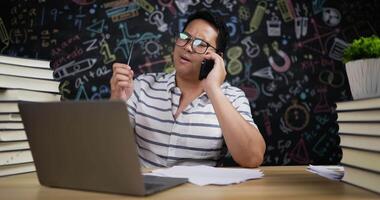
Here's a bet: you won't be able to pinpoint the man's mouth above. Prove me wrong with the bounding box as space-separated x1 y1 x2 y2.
179 55 191 63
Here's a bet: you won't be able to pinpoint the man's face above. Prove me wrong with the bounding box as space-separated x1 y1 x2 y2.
173 19 218 79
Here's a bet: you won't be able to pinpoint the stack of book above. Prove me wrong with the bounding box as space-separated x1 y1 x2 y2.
337 97 380 193
0 55 61 177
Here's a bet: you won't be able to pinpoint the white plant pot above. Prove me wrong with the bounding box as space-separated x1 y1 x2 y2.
345 58 380 100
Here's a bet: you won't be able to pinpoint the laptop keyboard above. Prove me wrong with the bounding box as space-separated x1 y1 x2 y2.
143 175 188 194
144 175 166 190
144 182 165 190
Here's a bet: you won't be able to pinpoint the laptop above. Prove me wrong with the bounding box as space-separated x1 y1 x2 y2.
18 101 188 196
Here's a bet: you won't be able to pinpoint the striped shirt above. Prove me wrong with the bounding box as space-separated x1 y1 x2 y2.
127 71 257 167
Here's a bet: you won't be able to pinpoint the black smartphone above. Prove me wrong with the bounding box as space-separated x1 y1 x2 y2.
199 59 214 80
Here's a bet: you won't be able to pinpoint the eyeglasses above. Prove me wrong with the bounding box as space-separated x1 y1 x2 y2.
175 32 217 54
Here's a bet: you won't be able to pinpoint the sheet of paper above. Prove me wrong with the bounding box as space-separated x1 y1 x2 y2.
147 165 264 186
306 165 344 181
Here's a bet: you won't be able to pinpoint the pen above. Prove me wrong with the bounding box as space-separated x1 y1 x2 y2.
127 40 135 66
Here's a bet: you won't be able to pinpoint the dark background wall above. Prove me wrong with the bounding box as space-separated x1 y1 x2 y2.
1 0 379 165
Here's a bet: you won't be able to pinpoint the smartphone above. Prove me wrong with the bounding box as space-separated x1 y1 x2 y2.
199 59 214 80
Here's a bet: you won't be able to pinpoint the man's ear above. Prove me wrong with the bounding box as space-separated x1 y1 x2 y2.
218 52 223 57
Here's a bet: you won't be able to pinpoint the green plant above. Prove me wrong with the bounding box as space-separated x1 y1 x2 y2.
343 35 380 63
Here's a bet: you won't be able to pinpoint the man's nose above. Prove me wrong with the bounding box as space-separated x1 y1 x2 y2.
183 40 194 53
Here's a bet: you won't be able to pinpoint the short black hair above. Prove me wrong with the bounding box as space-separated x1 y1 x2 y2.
182 10 229 55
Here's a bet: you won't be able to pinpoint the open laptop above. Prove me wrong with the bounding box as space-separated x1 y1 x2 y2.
18 101 188 196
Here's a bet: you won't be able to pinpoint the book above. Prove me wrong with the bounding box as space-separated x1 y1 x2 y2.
341 147 380 172
0 62 54 80
0 102 19 113
337 110 380 122
0 141 29 152
342 164 380 193
0 130 27 141
0 150 33 165
0 55 50 69
336 97 380 111
0 122 23 130
0 113 21 121
338 123 380 136
0 162 35 177
340 134 380 152
0 74 59 93
0 89 61 102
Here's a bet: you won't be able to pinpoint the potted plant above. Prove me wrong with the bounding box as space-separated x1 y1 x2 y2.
343 36 380 100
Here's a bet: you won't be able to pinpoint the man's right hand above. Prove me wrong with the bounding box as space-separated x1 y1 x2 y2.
110 63 134 101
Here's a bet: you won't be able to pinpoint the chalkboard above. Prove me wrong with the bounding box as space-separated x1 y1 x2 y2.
1 0 379 165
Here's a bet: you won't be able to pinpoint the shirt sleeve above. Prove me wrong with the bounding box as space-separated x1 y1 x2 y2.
230 89 258 128
126 75 142 127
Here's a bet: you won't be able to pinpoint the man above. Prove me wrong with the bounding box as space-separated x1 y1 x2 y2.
110 10 265 168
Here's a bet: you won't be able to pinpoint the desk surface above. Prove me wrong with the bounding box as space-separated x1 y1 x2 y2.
0 166 378 200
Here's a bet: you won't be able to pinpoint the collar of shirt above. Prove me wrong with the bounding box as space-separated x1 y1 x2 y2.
166 71 176 92
166 70 230 101
167 71 230 94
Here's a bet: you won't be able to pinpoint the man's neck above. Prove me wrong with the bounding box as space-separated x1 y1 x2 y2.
175 75 203 96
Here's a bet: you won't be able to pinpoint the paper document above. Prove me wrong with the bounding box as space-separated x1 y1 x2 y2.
147 165 264 186
306 165 344 181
